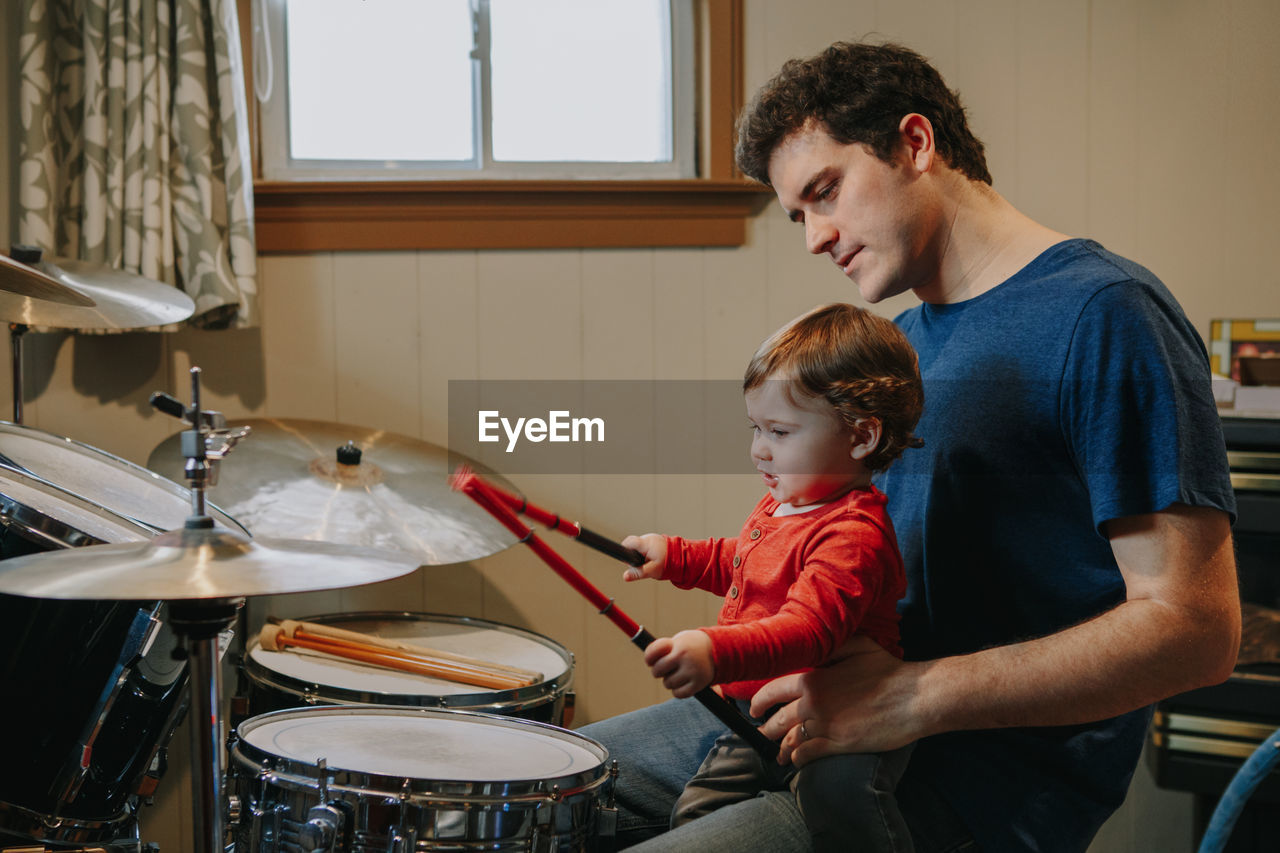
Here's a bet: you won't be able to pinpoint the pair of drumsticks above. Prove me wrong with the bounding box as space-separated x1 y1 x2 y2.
259 618 541 691
450 465 780 762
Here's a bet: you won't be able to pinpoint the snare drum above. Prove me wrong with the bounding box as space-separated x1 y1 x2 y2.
0 423 246 843
228 706 615 852
242 612 575 725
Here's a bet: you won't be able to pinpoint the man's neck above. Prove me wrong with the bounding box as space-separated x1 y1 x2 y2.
916 178 1069 305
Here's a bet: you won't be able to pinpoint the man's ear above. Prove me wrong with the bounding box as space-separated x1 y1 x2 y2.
899 113 935 174
850 417 883 461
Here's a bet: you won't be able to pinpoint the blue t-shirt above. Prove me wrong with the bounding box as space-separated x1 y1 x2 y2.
875 239 1235 853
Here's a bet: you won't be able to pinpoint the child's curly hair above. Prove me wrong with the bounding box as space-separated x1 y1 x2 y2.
743 303 924 472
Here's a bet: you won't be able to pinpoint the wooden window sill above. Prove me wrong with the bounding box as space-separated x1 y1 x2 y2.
252 179 774 252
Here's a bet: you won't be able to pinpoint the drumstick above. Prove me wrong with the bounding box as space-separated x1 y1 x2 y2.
269 617 542 683
474 477 645 567
259 624 530 691
450 466 780 763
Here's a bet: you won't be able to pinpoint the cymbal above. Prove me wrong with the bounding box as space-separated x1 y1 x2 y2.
0 524 421 600
148 418 519 565
0 253 97 309
0 255 195 329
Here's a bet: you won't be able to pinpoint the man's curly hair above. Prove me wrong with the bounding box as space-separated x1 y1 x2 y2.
736 41 991 187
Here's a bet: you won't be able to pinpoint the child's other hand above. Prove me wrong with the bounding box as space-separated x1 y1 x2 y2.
644 629 714 698
621 534 667 582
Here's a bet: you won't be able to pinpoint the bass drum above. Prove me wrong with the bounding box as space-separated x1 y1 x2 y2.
0 422 246 845
228 706 614 852
242 611 576 726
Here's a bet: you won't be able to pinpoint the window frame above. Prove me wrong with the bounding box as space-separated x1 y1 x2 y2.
261 0 698 182
241 0 771 252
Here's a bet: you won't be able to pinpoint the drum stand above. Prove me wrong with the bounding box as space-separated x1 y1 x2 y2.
169 595 241 853
164 369 240 853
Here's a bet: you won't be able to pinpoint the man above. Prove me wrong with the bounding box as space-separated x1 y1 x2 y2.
583 41 1239 852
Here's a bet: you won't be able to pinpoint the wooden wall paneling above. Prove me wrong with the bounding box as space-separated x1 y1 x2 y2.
260 253 339 421
701 244 771 378
414 250 487 619
1086 0 1142 257
1132 0 1230 337
1012 0 1091 236
578 249 661 715
332 251 422 438
418 250 479 446
470 248 588 714
1217 0 1280 324
168 327 268 421
874 0 958 74
949 0 1020 200
744 0 877 91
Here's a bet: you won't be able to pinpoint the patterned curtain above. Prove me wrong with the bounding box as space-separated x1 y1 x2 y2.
17 0 258 329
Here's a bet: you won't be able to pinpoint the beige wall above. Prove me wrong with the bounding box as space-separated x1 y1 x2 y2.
2 1 1279 850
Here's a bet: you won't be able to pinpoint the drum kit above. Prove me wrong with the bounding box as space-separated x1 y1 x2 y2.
0 251 618 852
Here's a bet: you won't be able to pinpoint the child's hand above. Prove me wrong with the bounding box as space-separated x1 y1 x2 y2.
621 534 667 582
643 629 714 698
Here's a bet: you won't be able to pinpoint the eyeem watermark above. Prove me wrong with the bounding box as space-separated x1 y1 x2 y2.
478 410 605 452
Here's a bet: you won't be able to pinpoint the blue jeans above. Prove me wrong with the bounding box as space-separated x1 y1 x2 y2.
581 699 978 853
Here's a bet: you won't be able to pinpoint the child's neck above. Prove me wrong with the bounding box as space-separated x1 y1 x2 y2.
772 477 869 517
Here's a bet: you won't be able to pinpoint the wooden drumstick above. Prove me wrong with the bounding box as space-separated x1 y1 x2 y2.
258 624 532 690
271 618 542 683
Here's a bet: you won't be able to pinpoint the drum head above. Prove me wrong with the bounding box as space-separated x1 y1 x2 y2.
239 706 603 782
0 422 246 541
245 612 573 710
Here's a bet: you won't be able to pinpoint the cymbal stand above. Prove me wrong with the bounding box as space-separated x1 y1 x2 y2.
10 322 27 424
158 367 243 853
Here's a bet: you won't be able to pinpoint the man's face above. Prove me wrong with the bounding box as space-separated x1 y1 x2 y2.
767 122 940 304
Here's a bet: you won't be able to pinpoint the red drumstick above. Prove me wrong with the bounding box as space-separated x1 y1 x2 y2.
450 465 779 762
476 478 646 567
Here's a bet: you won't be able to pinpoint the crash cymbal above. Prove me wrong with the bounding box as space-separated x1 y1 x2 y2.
0 523 421 600
148 418 518 565
0 253 195 329
0 252 97 309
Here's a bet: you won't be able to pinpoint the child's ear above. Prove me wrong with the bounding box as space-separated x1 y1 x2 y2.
850 417 882 461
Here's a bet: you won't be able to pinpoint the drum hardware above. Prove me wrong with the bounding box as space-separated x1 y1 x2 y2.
0 369 420 853
3 246 196 424
453 466 782 763
147 417 521 566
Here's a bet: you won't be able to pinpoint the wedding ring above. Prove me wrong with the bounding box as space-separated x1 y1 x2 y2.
800 721 811 741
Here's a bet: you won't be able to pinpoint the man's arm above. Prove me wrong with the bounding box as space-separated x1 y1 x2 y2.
753 503 1240 764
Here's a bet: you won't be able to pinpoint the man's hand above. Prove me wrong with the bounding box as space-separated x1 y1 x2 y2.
621 533 668 582
751 635 925 766
645 629 715 698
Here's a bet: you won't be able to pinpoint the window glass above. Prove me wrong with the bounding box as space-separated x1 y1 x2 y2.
284 0 474 162
489 0 672 163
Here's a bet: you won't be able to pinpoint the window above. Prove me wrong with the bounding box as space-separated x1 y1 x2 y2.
245 0 771 251
258 0 696 180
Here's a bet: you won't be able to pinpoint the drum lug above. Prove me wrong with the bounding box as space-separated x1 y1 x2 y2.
385 828 417 853
298 804 344 852
596 760 621 843
225 793 242 828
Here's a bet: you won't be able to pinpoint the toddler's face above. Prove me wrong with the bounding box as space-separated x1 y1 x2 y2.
744 379 862 507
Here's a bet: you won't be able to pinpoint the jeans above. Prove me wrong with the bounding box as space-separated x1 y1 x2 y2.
581 699 978 853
